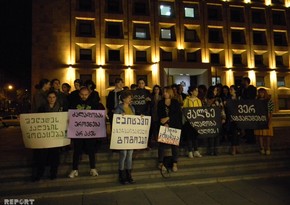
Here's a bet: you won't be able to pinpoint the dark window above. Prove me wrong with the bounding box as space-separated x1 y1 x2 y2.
187 51 199 62
108 50 120 62
133 0 149 16
208 28 223 43
135 51 147 62
231 30 245 44
272 11 286 25
253 31 267 45
161 50 172 61
77 0 93 11
210 53 220 64
159 3 174 17
106 0 122 13
106 22 123 39
274 32 288 46
233 54 243 65
252 9 266 24
276 56 284 66
256 76 265 87
230 7 244 22
252 0 265 3
184 28 199 42
208 5 222 21
277 77 285 87
160 27 176 41
76 20 95 37
254 55 264 66
272 0 285 5
134 24 150 39
80 49 92 61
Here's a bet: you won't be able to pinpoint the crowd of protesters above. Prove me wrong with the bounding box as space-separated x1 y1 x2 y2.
30 76 274 184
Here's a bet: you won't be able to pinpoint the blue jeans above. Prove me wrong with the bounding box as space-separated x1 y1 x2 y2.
119 150 133 170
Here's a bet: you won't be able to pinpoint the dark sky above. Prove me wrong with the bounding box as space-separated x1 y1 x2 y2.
0 0 32 89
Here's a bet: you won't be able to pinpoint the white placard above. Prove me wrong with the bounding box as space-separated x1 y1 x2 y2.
158 125 181 146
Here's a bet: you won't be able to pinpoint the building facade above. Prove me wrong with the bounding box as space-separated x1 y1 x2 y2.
32 0 290 112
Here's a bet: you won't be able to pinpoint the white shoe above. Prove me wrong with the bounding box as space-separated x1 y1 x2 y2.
188 151 193 158
90 169 99 176
194 151 202 157
68 170 78 178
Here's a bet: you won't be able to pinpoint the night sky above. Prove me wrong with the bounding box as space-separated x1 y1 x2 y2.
0 0 32 89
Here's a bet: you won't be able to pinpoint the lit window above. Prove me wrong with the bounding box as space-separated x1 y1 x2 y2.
161 28 171 39
256 76 265 87
134 24 150 39
184 7 194 18
277 77 285 87
160 5 171 16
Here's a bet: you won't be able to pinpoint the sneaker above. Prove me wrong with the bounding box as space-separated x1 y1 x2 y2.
266 149 271 155
158 163 167 171
172 163 178 172
260 149 265 155
188 151 193 158
193 151 202 158
68 170 78 178
90 169 99 176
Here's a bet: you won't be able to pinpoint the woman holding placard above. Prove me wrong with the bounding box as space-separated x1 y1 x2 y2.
157 86 182 172
114 90 136 185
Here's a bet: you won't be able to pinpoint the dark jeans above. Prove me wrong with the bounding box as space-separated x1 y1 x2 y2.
229 122 240 146
207 135 219 154
72 138 96 170
32 147 60 179
158 143 178 163
182 122 199 152
245 129 256 144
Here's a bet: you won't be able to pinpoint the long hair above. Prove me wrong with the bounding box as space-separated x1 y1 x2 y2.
35 79 50 89
163 86 174 99
257 88 270 100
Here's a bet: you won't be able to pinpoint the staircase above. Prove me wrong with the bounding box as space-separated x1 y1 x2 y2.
1 142 290 201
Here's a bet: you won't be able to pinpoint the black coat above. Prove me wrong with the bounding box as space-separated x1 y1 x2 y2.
157 99 182 129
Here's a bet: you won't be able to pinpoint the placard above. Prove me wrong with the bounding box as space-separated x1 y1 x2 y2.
110 114 151 149
183 107 222 138
226 99 268 129
20 112 70 149
67 109 106 138
158 126 181 146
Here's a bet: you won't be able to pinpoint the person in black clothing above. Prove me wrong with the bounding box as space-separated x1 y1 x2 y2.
68 79 83 107
106 77 123 124
32 91 63 181
157 86 182 172
132 78 151 115
241 77 257 144
50 78 68 111
84 79 100 105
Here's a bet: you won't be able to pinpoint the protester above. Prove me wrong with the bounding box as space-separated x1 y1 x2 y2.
114 90 136 184
68 86 100 178
68 79 83 106
61 83 71 96
171 84 183 105
255 88 274 155
84 80 100 104
133 78 151 115
182 86 203 158
32 79 51 112
197 84 207 106
50 79 68 111
31 91 63 181
157 86 182 172
178 84 187 100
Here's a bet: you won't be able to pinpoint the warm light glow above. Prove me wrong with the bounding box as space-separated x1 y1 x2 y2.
125 68 134 86
151 64 160 85
265 0 271 6
244 0 251 3
8 85 13 90
226 69 234 86
270 70 277 89
286 0 290 7
66 66 75 86
248 70 256 86
96 67 106 99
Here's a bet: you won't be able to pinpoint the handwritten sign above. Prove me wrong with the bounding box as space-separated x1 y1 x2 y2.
110 114 151 149
67 110 106 138
20 112 70 149
158 126 181 146
226 99 268 129
183 107 222 138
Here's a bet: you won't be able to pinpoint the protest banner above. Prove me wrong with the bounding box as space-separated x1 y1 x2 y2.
157 126 181 146
226 99 268 129
67 109 106 138
20 112 70 149
183 107 222 138
110 114 151 149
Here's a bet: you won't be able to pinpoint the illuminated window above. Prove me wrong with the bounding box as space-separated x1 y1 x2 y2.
76 20 95 37
133 0 149 15
160 27 176 41
230 7 244 22
134 24 150 39
108 50 121 62
251 9 266 24
208 28 223 43
272 10 286 25
256 76 265 87
106 22 123 39
274 32 288 46
184 7 194 18
277 76 285 87
253 31 267 45
231 30 245 44
184 28 199 42
207 5 222 21
80 49 92 61
160 4 174 17
135 51 147 62
106 0 123 13
77 0 93 11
